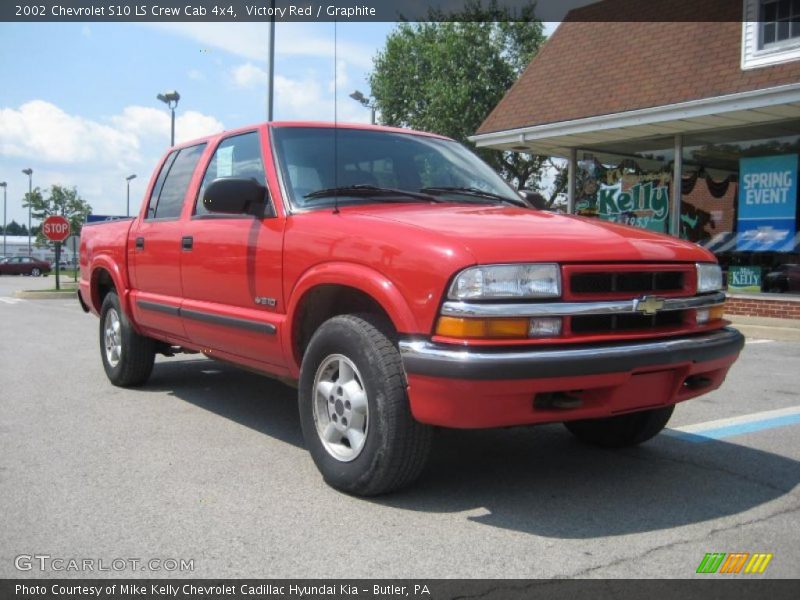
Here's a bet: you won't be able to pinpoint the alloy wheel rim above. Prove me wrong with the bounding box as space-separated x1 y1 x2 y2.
104 309 122 368
312 354 369 462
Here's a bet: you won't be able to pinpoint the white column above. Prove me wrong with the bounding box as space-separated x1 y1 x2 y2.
567 148 577 214
671 134 683 237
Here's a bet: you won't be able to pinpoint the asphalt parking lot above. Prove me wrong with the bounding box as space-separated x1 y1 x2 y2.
1 275 799 579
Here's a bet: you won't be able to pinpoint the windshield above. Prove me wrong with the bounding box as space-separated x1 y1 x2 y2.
271 127 521 210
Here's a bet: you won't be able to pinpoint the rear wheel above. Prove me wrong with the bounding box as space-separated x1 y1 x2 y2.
30 267 40 277
564 405 675 448
99 292 155 387
298 314 432 496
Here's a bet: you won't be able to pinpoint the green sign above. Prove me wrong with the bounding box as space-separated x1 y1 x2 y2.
728 266 762 292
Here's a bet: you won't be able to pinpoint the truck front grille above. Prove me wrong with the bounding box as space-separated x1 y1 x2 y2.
570 270 685 295
571 310 686 334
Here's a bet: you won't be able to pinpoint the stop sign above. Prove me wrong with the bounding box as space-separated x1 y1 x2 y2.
43 215 71 242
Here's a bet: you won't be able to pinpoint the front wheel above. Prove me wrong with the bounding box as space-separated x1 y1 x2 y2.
564 405 675 448
30 267 40 277
298 314 432 496
99 292 156 387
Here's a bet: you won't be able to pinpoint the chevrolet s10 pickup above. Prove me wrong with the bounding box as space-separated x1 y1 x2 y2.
79 122 744 495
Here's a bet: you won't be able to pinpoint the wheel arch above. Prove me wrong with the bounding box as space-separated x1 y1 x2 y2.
284 262 417 375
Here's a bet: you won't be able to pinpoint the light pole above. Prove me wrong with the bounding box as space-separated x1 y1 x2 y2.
349 90 376 125
0 182 6 258
125 174 137 217
268 0 275 121
21 168 32 254
156 90 181 146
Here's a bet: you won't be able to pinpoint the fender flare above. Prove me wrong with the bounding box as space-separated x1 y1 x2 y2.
89 256 131 316
283 262 418 374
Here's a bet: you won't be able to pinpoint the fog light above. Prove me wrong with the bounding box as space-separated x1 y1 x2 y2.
529 317 563 337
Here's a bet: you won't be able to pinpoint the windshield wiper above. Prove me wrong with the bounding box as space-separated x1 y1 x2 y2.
304 184 443 203
420 186 528 208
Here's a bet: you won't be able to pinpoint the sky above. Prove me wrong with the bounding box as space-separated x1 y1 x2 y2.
0 21 558 226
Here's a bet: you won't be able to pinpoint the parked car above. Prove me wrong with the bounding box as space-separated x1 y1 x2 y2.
0 256 51 276
79 122 744 495
763 264 800 293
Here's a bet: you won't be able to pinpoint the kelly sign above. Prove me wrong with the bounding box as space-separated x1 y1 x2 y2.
737 154 797 252
728 266 762 293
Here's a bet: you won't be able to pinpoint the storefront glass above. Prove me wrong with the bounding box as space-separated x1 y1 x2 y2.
572 120 800 295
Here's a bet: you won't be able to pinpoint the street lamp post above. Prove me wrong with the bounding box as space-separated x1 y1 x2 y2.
0 182 7 258
156 90 181 146
21 168 32 254
125 174 137 217
349 90 376 125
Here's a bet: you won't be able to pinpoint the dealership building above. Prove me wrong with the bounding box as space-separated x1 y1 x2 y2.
473 0 800 317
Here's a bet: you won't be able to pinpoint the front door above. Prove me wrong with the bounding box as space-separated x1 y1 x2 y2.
179 130 286 368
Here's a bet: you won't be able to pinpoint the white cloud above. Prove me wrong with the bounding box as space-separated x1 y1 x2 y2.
147 22 375 69
0 100 140 166
188 68 206 81
0 100 224 221
328 59 349 93
112 105 224 145
231 62 269 89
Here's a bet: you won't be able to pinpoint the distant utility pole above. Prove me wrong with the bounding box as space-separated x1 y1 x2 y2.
156 91 181 146
21 168 32 254
126 174 137 217
268 0 275 121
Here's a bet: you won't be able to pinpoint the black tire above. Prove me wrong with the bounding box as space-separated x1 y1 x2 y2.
30 267 40 277
564 405 675 448
99 292 155 387
298 314 432 496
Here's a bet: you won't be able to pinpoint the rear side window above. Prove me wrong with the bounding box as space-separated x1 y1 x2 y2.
147 143 206 219
195 132 266 216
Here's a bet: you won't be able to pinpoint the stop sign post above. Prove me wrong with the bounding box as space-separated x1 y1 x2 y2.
43 216 71 290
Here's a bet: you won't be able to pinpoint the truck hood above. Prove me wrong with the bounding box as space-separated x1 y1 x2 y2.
348 204 714 264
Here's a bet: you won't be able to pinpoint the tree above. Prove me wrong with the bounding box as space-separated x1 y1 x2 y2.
23 185 92 246
1 220 28 236
369 1 547 191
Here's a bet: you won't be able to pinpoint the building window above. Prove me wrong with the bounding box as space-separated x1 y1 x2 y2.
760 0 800 48
742 0 800 69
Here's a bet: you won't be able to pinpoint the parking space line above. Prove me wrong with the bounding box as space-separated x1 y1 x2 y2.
745 339 775 345
0 297 25 304
665 406 800 442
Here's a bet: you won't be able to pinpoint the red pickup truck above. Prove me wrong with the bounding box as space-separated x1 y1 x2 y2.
79 122 744 495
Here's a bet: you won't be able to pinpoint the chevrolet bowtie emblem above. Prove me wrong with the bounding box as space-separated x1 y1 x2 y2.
635 295 665 315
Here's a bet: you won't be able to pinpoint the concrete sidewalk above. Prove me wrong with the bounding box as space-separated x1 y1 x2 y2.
728 314 800 342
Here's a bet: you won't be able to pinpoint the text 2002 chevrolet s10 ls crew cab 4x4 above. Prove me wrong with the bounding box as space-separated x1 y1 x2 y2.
78 123 744 495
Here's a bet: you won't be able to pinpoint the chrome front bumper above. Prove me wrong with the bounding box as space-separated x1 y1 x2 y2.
399 327 745 380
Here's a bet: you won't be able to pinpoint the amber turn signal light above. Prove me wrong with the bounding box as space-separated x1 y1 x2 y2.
435 316 530 339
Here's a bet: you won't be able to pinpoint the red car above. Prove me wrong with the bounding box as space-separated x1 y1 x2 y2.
0 256 51 276
79 122 743 495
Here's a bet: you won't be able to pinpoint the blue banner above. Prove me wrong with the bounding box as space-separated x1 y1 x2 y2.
737 154 798 252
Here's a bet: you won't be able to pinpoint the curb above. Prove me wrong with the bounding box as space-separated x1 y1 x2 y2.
14 289 78 300
731 323 800 342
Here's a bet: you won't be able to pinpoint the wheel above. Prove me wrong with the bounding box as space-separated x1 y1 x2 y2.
30 267 40 277
99 292 155 387
298 314 432 496
564 405 675 448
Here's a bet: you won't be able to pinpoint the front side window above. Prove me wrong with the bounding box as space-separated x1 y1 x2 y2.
147 144 206 219
195 132 266 216
271 127 520 211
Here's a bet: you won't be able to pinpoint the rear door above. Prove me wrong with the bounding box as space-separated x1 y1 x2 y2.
129 143 206 341
179 130 286 368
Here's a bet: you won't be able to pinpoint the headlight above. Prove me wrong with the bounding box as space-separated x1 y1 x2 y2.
696 263 723 293
449 263 561 300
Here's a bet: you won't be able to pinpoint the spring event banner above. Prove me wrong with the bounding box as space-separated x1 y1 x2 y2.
737 154 798 252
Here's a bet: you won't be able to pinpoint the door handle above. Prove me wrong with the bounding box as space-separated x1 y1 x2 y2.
135 237 144 250
181 236 194 251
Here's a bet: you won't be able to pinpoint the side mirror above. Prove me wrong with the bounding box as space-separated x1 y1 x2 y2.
203 178 267 215
518 190 549 210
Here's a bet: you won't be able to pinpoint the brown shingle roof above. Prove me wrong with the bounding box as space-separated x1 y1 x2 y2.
476 0 800 135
